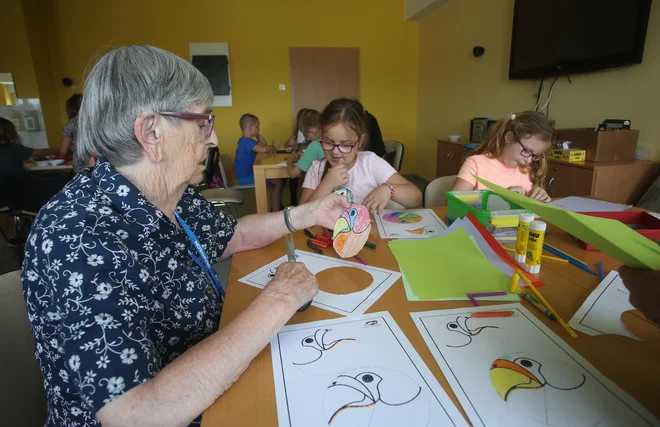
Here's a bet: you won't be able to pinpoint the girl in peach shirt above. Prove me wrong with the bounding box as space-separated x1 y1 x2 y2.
452 111 553 202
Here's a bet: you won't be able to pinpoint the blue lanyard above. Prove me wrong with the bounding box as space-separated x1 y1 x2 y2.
175 213 224 300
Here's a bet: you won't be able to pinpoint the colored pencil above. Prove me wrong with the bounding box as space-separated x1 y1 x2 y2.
308 239 328 249
306 240 323 254
471 311 515 318
597 261 605 280
365 241 377 249
304 229 315 239
542 244 597 275
509 273 520 293
519 289 557 321
353 255 367 266
518 269 577 338
502 246 569 264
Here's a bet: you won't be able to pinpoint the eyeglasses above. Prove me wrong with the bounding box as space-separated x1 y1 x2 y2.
518 141 544 161
160 111 215 139
320 139 357 154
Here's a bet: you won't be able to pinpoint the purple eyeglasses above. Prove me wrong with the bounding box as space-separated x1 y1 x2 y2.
160 111 215 139
518 141 544 161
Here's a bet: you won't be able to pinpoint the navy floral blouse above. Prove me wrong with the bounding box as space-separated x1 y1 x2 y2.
22 158 237 426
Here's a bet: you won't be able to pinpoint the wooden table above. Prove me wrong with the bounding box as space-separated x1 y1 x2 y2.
24 162 74 172
253 153 291 214
202 206 660 426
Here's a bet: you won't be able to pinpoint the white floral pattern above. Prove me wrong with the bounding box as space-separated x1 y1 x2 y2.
22 158 237 426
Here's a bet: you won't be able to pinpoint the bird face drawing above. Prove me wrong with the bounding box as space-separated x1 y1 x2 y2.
333 205 371 258
489 355 586 401
445 316 499 348
406 226 437 235
325 371 422 426
292 329 356 366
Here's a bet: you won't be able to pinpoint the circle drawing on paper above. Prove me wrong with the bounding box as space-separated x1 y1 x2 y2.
489 353 606 426
323 366 429 427
383 212 423 224
316 267 373 295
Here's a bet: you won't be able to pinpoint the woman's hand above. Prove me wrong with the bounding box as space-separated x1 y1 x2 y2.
619 266 660 325
363 184 392 215
307 193 351 229
323 164 349 190
529 187 551 202
265 262 319 309
507 186 526 195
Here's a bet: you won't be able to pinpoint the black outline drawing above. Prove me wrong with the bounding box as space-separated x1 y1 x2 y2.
326 371 422 425
405 226 437 236
490 356 586 401
445 316 499 348
292 329 356 366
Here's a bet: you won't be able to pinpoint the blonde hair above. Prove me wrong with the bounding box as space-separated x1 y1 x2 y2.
473 111 555 188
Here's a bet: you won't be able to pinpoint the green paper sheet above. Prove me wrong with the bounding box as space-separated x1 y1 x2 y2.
475 176 660 269
401 271 520 302
389 228 511 300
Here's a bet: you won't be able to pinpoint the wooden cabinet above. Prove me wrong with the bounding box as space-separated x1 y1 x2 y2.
436 141 472 177
436 139 659 204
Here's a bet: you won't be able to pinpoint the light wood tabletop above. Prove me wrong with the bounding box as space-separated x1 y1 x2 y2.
253 153 292 214
201 206 660 426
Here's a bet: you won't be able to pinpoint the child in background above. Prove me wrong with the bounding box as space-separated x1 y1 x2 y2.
299 98 422 213
234 113 284 211
286 109 322 205
286 108 310 149
451 111 553 202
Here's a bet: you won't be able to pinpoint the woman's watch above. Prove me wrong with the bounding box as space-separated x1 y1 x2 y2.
283 206 296 233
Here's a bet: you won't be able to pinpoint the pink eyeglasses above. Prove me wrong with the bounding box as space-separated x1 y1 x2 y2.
160 111 215 139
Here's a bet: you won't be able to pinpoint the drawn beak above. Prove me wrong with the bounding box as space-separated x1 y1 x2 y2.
490 359 542 400
333 217 350 239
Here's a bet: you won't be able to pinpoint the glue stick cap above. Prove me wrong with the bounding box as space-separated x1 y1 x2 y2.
530 221 547 232
519 213 534 223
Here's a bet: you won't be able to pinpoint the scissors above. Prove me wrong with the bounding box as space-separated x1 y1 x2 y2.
285 233 312 312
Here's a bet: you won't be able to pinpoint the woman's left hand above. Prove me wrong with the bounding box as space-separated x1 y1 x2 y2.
309 193 352 229
363 184 392 215
529 187 551 202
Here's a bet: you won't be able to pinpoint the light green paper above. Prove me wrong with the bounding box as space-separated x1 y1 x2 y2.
389 228 511 300
475 176 660 269
401 271 519 302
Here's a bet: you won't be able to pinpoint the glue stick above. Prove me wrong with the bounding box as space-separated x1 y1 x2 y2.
524 221 547 274
515 213 535 264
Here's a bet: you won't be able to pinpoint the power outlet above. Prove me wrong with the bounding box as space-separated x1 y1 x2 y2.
279 84 286 91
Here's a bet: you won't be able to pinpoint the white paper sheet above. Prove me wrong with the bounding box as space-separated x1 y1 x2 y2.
277 161 287 167
238 251 401 316
411 304 659 427
375 209 447 239
271 311 469 427
568 271 643 340
548 197 632 212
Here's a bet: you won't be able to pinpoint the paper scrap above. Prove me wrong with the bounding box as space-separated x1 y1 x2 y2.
475 176 660 269
388 228 511 300
549 197 632 212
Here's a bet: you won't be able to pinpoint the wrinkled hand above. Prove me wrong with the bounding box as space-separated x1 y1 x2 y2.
529 186 551 202
619 266 660 325
265 262 319 310
363 184 392 215
323 164 349 190
507 186 526 195
310 193 351 230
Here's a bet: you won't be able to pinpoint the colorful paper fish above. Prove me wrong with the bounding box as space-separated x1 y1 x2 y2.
333 205 371 258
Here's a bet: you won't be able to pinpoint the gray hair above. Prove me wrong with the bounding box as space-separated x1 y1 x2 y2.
78 45 213 167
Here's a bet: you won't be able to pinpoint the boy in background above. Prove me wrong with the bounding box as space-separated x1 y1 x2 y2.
234 114 284 211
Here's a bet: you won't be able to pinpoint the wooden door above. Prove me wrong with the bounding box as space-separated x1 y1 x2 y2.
289 48 360 121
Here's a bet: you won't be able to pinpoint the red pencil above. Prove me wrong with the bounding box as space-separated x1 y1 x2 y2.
471 311 514 318
308 239 329 249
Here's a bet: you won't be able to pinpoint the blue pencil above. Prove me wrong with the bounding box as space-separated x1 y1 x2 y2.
542 243 598 275
597 261 605 280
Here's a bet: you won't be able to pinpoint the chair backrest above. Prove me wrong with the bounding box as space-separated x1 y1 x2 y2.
383 140 404 172
10 171 70 214
219 154 239 187
424 175 457 207
0 270 47 425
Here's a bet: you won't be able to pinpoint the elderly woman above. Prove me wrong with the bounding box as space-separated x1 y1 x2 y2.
21 45 348 427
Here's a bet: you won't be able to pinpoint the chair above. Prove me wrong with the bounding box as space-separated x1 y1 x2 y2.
0 270 47 426
424 175 457 207
383 140 405 172
199 148 244 218
218 153 255 190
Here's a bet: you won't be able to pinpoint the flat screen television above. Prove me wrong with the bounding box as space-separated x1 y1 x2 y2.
509 0 652 80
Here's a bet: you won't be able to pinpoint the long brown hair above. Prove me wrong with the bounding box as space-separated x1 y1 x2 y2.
317 98 368 180
473 111 554 188
0 117 21 146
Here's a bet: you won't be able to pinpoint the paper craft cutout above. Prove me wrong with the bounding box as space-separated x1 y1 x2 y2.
475 176 660 269
376 209 447 239
271 312 468 427
388 228 511 300
238 251 401 316
549 197 632 213
569 271 644 340
333 204 371 258
411 304 659 427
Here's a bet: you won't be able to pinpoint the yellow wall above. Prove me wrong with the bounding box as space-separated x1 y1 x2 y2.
2 0 39 98
40 0 419 173
417 0 660 181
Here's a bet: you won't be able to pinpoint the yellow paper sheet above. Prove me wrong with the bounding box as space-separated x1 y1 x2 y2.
475 176 660 269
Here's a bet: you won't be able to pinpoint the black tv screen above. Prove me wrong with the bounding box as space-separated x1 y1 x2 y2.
509 0 652 79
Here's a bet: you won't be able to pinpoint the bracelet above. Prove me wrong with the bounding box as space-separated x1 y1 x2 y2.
283 206 297 233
